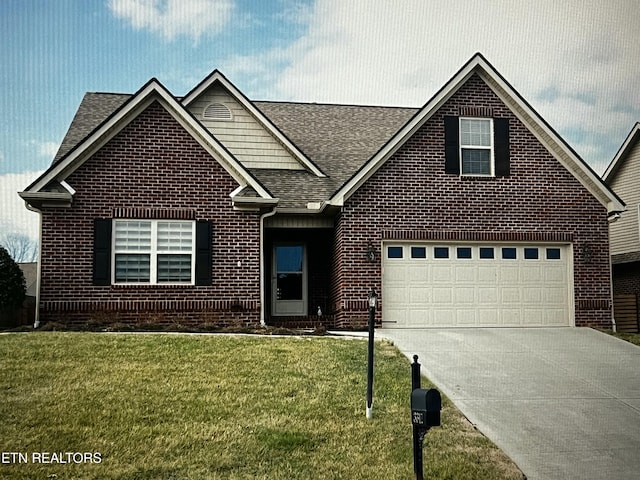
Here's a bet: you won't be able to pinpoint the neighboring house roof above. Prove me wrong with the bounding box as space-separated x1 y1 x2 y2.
603 122 640 183
603 122 640 264
21 53 624 215
18 262 37 297
329 53 625 216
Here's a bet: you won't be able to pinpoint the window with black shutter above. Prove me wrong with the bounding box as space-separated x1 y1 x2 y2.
92 218 212 286
444 116 510 177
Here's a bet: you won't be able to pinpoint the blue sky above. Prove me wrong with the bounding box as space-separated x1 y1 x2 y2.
1 0 639 242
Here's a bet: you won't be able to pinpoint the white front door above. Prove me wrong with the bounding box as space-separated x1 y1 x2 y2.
272 244 307 316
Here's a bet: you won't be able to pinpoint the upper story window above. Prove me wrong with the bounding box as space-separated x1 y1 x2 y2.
444 115 510 177
203 102 233 121
460 118 493 176
113 220 195 285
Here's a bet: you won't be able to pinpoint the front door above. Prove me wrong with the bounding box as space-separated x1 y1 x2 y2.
272 244 307 316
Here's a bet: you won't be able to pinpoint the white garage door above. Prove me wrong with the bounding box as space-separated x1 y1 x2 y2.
382 243 573 327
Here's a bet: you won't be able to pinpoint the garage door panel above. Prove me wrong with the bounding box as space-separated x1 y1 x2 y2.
383 243 571 328
432 287 453 304
502 288 522 304
455 287 476 304
433 309 456 326
456 309 477 325
478 287 499 303
455 265 476 282
478 266 498 283
521 266 543 282
408 309 430 325
500 266 520 282
523 287 543 304
545 265 566 282
409 286 430 304
432 265 453 281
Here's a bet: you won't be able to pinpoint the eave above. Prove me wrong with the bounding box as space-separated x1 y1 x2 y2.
19 191 73 210
329 53 625 215
23 78 274 203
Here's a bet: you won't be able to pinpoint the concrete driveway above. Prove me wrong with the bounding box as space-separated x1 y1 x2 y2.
377 328 640 480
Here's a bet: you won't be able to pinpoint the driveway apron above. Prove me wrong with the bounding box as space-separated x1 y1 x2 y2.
377 328 640 480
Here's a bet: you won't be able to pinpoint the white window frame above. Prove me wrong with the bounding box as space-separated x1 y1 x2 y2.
459 117 494 177
112 219 196 285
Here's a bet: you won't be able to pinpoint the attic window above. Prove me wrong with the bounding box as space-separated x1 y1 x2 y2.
203 103 232 121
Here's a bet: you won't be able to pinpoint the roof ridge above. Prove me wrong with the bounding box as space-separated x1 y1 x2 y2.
254 99 419 110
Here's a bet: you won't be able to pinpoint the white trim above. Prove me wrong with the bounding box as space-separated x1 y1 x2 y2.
182 71 326 178
459 117 494 177
59 180 76 195
112 219 196 286
329 53 624 214
24 79 273 201
604 122 640 183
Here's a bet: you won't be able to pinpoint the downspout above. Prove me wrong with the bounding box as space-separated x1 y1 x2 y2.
259 207 278 326
24 203 42 329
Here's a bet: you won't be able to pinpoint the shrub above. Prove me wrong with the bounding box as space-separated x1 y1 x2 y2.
0 245 26 327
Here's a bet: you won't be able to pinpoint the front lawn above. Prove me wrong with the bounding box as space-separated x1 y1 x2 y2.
0 333 522 479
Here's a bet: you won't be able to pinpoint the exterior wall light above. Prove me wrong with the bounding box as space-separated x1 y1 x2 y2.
366 242 376 262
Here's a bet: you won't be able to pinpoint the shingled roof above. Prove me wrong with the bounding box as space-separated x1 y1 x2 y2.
52 92 417 208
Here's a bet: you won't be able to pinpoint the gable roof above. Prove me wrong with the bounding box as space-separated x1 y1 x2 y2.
22 54 625 215
182 70 326 177
603 122 640 184
22 77 273 206
329 53 625 216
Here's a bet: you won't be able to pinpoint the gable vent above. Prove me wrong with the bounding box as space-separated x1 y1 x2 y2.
203 102 233 121
459 106 494 117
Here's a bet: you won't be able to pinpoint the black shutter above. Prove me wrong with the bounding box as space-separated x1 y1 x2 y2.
195 220 212 286
494 118 510 177
93 219 112 286
444 116 460 174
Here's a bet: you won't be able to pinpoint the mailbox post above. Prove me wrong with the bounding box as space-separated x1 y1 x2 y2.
366 288 377 419
410 355 441 480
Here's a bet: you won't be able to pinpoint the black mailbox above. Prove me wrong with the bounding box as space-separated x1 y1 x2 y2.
411 388 441 428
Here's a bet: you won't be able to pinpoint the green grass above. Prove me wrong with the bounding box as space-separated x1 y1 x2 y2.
0 333 522 479
603 330 640 346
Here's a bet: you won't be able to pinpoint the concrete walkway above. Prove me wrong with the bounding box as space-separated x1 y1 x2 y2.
377 328 640 480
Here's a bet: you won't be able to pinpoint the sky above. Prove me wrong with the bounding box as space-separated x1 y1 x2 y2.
1 0 638 244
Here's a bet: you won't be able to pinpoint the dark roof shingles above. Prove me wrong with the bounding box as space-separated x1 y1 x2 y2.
53 93 417 207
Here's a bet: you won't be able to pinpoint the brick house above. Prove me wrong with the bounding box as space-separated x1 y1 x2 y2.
604 123 640 332
20 53 624 330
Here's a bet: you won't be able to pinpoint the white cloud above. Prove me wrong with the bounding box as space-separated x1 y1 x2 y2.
227 0 639 171
108 0 234 42
31 141 60 159
0 171 43 244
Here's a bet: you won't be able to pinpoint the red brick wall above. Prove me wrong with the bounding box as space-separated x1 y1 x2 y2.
613 262 640 296
39 101 262 327
333 74 612 328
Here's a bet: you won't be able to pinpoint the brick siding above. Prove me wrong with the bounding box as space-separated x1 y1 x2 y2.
332 74 612 328
613 262 640 296
38 101 262 327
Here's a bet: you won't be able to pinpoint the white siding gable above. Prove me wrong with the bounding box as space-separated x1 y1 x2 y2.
188 84 304 170
609 138 640 256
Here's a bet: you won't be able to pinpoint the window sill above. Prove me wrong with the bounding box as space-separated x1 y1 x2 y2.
111 283 195 289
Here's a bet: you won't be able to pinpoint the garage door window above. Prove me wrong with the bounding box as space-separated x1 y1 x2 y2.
434 247 449 259
480 247 495 259
457 247 472 259
524 248 539 260
546 248 561 260
387 246 403 258
411 246 427 258
502 247 517 259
